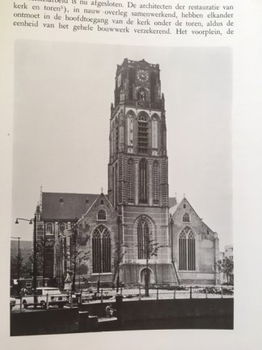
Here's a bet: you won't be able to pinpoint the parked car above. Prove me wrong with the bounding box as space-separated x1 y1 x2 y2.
91 290 115 301
22 287 68 309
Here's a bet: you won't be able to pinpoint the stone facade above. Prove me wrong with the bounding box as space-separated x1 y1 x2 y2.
107 59 174 285
170 198 220 285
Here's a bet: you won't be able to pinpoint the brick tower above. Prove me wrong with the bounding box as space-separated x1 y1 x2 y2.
108 59 175 285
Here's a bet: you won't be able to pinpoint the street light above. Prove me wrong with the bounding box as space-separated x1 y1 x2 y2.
15 215 38 305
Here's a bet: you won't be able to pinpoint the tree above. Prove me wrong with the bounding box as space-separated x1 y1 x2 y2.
20 254 33 278
71 250 90 292
10 255 23 281
113 241 127 292
11 248 33 280
69 223 90 292
217 256 234 284
144 236 164 297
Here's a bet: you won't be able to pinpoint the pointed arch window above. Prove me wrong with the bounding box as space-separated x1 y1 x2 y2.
183 213 190 222
115 163 118 205
179 227 196 271
152 115 158 149
127 158 135 203
138 113 149 154
112 166 115 207
179 230 187 270
139 158 148 203
115 124 119 154
188 231 196 270
97 209 106 221
46 223 53 234
127 112 134 147
92 229 101 273
92 225 111 273
137 217 152 259
152 161 160 204
102 229 111 272
150 72 156 103
137 88 147 105
128 68 135 100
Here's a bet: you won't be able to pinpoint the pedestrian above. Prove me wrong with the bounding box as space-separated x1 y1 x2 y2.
105 304 114 318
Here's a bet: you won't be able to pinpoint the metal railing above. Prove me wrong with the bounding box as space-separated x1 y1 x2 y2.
11 285 234 311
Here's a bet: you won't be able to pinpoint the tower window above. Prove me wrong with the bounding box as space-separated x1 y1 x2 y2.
46 223 52 234
152 161 160 204
127 112 135 147
114 163 118 207
179 227 196 271
115 125 119 153
97 209 106 221
183 213 190 222
139 158 148 204
127 158 135 203
137 217 152 259
128 68 135 100
152 115 158 149
137 88 147 105
92 225 111 273
138 113 149 154
150 72 156 103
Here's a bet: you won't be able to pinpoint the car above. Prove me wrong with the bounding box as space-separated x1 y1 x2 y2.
22 287 68 309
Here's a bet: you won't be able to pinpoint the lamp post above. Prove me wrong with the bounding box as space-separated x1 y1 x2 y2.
15 215 38 305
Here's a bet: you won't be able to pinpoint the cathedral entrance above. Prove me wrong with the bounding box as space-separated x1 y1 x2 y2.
140 268 154 286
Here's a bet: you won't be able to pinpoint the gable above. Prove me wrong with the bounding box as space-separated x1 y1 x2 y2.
78 193 116 222
171 197 215 235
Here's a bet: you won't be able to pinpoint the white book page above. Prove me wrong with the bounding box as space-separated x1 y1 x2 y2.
0 0 261 349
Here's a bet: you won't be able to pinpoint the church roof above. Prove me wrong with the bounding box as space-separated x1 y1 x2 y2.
41 192 99 221
41 192 178 221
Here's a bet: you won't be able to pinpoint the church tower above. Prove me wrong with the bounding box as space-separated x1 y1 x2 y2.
108 59 175 285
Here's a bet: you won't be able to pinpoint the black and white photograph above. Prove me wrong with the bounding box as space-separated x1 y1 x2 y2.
10 42 233 336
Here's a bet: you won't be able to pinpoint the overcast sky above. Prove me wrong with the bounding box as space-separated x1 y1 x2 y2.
12 41 232 249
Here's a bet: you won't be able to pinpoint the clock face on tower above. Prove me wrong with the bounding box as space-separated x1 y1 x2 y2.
137 69 149 82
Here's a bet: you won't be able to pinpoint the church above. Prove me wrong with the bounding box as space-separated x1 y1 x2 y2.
35 59 220 288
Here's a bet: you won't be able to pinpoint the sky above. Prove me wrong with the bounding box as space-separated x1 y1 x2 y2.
12 41 232 249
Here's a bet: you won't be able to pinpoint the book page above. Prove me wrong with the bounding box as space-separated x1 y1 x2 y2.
0 0 261 349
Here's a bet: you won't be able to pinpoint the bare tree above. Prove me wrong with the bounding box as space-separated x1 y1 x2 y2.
69 222 90 292
144 236 164 297
71 250 90 292
113 241 127 292
216 256 234 284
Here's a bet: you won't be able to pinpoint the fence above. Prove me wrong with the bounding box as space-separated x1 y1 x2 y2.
11 285 233 312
